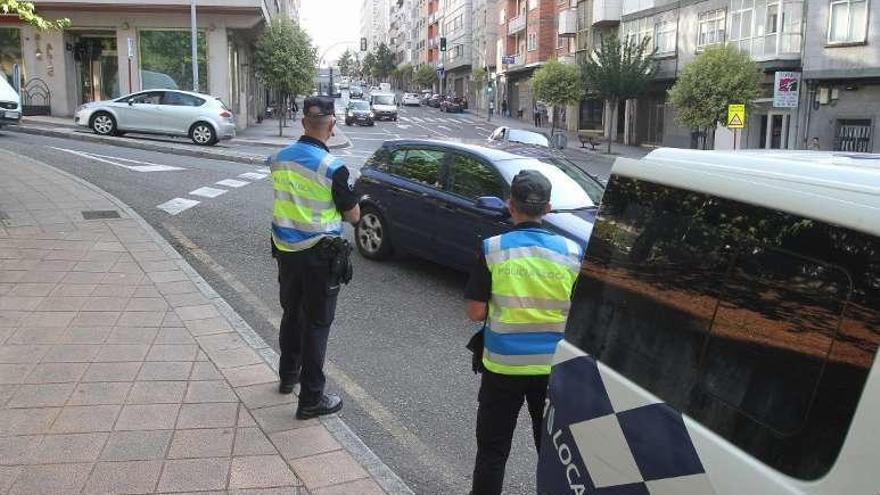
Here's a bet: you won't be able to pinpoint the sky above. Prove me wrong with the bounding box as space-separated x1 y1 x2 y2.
300 0 361 66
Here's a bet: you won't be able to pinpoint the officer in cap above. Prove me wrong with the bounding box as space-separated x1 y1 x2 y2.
464 170 583 495
269 96 360 419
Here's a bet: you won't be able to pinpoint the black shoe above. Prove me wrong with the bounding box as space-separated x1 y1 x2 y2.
278 377 298 395
296 393 343 419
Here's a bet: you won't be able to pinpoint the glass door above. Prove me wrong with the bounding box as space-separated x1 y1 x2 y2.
74 34 118 105
761 112 789 149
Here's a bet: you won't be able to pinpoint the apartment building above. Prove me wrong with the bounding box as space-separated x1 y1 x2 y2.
471 0 498 109
389 0 415 66
0 0 297 128
361 0 390 51
442 0 473 96
426 0 442 66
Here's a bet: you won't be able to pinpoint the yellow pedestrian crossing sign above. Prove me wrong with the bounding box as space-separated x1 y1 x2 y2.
727 104 745 129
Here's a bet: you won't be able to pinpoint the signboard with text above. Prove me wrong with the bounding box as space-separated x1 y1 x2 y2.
727 104 745 129
773 71 800 108
501 55 516 65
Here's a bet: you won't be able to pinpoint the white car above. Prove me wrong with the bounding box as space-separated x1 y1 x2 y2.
488 126 550 147
401 92 421 106
0 76 22 129
74 89 236 146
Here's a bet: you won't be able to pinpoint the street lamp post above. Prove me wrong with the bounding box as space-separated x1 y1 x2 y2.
190 0 199 92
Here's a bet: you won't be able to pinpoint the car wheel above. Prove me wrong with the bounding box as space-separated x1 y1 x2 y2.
356 206 392 260
190 122 217 146
90 112 117 136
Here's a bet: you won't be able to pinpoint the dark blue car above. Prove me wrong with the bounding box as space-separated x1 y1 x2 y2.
353 140 605 271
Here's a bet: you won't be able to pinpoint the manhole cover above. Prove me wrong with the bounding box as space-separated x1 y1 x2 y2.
81 210 121 220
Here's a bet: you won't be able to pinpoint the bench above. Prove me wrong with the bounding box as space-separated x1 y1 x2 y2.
577 129 604 150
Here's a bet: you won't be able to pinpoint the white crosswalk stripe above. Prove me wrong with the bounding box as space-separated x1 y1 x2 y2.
157 198 200 215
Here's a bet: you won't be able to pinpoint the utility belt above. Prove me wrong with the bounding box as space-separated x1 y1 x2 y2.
314 236 353 286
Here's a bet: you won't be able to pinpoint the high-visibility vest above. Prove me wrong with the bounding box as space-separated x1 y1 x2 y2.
270 142 344 252
482 228 582 376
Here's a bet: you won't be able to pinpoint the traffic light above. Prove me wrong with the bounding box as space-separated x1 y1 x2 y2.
439 37 447 52
360 37 367 51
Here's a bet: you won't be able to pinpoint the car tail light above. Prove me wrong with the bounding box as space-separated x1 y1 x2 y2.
220 111 232 118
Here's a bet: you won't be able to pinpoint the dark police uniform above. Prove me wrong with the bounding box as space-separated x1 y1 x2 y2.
270 97 357 418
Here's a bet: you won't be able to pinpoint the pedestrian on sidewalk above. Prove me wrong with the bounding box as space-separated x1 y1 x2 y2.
533 102 541 128
269 96 361 420
464 170 583 495
501 100 507 117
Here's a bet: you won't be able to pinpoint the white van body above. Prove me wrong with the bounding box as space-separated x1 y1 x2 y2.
378 82 391 93
0 76 22 128
538 149 880 495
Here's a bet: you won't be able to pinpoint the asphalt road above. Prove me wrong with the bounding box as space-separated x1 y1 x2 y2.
0 99 613 495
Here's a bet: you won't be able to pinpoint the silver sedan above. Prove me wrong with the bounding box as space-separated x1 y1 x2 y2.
74 89 236 146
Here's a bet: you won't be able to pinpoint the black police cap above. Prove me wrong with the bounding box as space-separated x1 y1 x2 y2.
510 170 552 206
303 96 335 117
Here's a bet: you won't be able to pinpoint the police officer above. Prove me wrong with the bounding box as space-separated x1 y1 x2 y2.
464 170 582 495
270 96 360 420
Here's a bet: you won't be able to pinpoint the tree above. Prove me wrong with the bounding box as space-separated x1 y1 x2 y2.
337 49 355 78
413 65 437 90
531 59 583 137
361 51 376 83
580 35 656 153
396 63 414 90
668 44 762 149
254 17 317 136
372 43 396 81
1 0 69 30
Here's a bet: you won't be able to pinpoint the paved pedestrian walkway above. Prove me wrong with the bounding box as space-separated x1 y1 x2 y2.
0 149 394 495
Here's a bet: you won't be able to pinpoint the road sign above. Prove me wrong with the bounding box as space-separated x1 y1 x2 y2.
727 104 745 129
773 71 800 108
436 67 445 77
501 56 516 65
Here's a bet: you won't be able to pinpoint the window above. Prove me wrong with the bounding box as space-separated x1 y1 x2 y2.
698 9 726 47
528 32 537 51
828 0 868 43
139 30 207 91
622 17 652 48
566 176 880 480
447 154 504 200
834 118 873 152
0 27 22 87
162 92 205 106
653 19 677 54
529 0 539 9
388 149 444 186
129 91 164 105
729 0 803 56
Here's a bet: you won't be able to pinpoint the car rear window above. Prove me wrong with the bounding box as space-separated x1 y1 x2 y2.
496 158 601 210
564 175 880 479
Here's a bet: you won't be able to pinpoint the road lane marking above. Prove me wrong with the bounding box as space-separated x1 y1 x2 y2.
410 117 424 123
156 198 200 215
256 167 270 174
396 124 412 130
189 187 227 198
50 147 185 172
216 179 249 188
238 172 267 181
437 125 451 132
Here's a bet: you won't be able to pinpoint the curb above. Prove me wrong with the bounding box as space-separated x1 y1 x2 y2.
1 149 414 495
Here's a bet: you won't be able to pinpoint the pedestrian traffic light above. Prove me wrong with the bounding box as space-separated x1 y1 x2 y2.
360 37 367 51
439 37 447 52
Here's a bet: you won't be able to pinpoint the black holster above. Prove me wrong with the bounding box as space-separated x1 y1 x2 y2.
316 236 353 285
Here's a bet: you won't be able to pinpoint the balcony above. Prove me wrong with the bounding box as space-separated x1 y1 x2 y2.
508 15 526 35
592 0 622 26
428 36 438 49
558 8 577 37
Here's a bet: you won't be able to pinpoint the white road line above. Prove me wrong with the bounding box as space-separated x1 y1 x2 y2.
437 125 451 132
410 117 425 123
216 179 249 188
189 186 227 198
399 116 411 122
256 166 270 174
476 127 492 133
396 124 412 130
157 198 200 215
50 147 185 172
238 172 267 181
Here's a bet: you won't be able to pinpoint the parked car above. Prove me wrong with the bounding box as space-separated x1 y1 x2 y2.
339 82 350 90
0 76 22 129
74 89 235 145
440 97 464 113
401 92 421 106
537 149 880 495
488 126 550 147
349 86 364 99
379 82 392 92
331 83 342 98
427 94 443 108
369 92 398 121
344 100 374 126
353 139 604 270
420 90 433 105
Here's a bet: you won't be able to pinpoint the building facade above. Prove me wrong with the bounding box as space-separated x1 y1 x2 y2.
0 0 296 128
361 0 390 51
471 0 498 110
389 0 416 66
442 0 473 97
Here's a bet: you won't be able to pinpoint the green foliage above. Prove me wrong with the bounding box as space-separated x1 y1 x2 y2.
580 35 656 102
254 17 316 97
361 51 376 81
371 43 396 80
413 65 437 89
668 44 762 133
531 59 583 107
1 0 69 30
337 49 355 78
471 67 487 88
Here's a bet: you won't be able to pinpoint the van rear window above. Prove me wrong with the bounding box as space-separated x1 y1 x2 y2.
565 175 880 480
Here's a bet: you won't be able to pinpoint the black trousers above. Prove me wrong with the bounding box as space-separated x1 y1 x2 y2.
275 244 340 406
472 370 548 495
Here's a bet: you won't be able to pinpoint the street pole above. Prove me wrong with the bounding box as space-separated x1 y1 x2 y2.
190 0 199 93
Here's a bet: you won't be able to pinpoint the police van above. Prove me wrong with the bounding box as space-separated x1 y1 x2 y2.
538 149 880 495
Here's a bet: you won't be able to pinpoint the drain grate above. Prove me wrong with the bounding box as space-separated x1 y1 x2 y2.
81 210 121 220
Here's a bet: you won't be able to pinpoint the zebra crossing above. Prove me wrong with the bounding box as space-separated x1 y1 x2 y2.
397 115 477 125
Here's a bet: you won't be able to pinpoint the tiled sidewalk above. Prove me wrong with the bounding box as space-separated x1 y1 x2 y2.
0 149 388 494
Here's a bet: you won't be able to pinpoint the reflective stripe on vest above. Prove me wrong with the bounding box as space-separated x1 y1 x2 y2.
270 146 344 252
482 228 582 376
